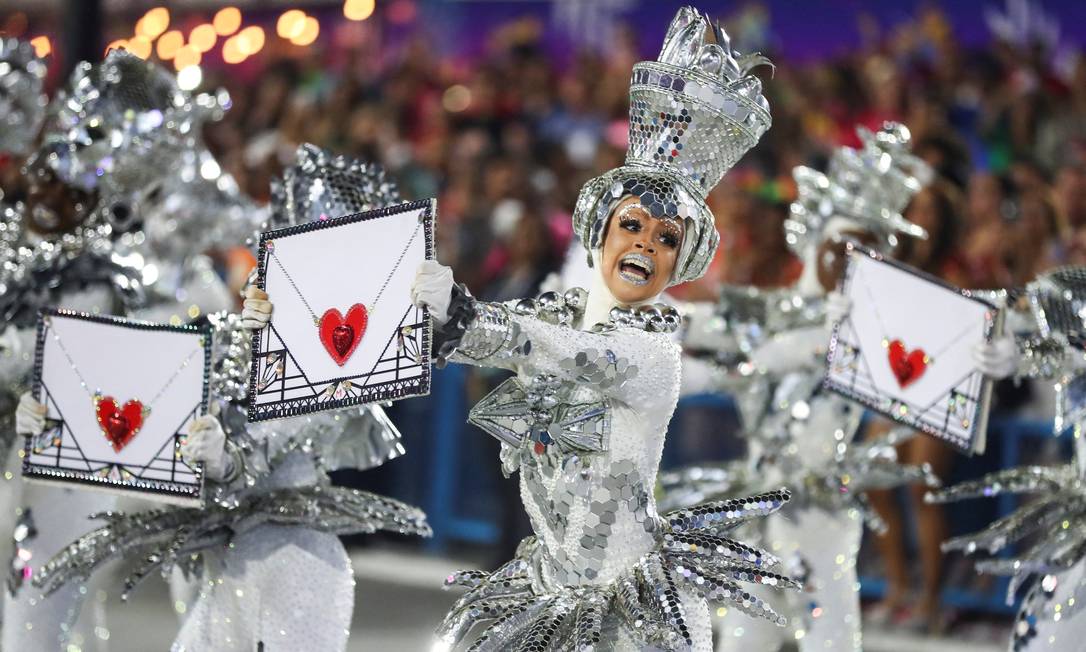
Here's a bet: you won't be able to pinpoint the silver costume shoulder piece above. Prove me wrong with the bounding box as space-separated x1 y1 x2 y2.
572 5 772 285
0 201 143 330
0 37 48 157
785 122 931 259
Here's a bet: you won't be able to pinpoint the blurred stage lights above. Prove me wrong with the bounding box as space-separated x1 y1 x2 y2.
156 30 183 59
174 44 201 71
213 7 242 36
128 35 152 59
136 7 169 40
344 0 376 21
29 36 51 58
237 26 266 55
277 10 307 40
293 17 320 46
222 36 247 64
189 24 217 54
177 65 202 91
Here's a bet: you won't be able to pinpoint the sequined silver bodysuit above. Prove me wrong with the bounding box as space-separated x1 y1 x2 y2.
437 292 795 651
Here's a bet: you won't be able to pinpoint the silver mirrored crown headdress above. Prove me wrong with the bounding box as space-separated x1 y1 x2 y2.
785 122 932 258
259 143 401 239
29 49 190 233
0 38 47 157
573 6 772 285
1027 266 1086 348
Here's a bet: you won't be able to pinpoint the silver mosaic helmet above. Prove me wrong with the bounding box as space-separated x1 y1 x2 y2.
785 122 931 259
0 38 47 157
572 6 772 285
260 143 401 236
1027 266 1086 348
29 49 189 233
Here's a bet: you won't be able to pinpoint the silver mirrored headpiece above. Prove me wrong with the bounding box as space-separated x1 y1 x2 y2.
261 143 401 238
1027 266 1086 348
785 122 931 259
0 38 47 157
572 5 772 285
29 49 189 233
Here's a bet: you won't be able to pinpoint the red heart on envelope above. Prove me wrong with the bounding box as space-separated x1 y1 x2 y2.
319 304 368 366
95 396 145 452
887 339 928 388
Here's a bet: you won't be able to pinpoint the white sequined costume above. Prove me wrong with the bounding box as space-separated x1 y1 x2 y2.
434 284 793 651
430 8 802 648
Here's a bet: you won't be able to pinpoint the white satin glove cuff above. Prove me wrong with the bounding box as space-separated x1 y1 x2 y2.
972 335 1017 380
410 260 455 326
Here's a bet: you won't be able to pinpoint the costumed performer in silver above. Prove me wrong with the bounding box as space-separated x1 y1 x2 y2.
31 143 430 652
927 267 1086 651
0 35 49 608
3 48 200 651
412 8 797 650
678 123 1016 652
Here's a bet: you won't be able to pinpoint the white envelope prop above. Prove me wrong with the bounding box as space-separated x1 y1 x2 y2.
26 309 210 504
825 244 1003 454
247 199 434 421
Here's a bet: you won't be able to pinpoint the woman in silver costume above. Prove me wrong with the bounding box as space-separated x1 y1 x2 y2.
409 8 796 650
928 267 1086 651
676 123 1016 652
28 144 431 652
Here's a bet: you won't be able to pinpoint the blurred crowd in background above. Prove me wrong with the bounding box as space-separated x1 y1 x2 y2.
192 4 1086 302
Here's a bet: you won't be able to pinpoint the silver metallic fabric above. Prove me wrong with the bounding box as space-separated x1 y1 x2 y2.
0 37 47 157
438 490 795 651
784 122 931 259
572 6 772 285
437 285 796 649
929 285 1086 650
32 485 430 599
33 49 192 232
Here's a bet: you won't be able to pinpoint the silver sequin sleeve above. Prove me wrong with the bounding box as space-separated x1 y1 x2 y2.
451 301 681 412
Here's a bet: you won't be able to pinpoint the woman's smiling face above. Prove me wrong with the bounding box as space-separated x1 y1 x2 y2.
600 196 683 304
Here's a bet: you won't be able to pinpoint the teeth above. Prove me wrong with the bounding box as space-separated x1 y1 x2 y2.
618 253 655 286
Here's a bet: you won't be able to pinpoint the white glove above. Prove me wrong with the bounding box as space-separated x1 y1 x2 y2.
410 260 455 326
181 414 231 481
972 335 1017 380
825 290 851 327
241 285 273 330
15 392 47 437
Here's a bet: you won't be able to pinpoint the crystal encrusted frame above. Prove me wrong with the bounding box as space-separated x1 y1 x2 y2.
247 199 435 422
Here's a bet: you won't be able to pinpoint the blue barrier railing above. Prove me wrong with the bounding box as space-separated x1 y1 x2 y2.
420 371 1068 614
